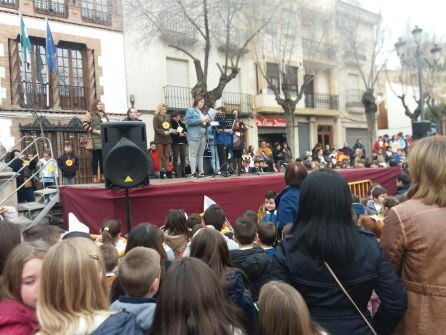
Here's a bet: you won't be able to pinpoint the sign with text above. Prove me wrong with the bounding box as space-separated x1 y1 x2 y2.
256 116 287 128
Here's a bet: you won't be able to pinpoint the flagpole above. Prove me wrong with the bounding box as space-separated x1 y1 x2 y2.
20 13 27 105
46 18 50 108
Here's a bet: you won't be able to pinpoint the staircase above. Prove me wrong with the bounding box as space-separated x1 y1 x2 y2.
0 136 62 229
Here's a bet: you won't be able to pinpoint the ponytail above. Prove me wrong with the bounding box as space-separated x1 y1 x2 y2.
100 219 121 245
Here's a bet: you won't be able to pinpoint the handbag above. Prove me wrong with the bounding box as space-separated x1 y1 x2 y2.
324 262 378 335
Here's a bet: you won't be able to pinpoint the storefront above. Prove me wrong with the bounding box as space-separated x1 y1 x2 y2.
256 116 287 146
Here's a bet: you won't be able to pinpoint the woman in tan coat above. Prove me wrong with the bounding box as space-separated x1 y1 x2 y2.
381 135 446 335
152 103 172 179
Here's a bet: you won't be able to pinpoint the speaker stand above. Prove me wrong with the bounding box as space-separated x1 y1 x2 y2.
124 188 132 235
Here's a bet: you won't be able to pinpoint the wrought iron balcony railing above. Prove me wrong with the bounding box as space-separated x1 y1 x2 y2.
304 92 339 110
302 38 336 59
59 85 87 110
81 8 111 25
0 0 16 7
163 85 253 114
346 89 364 107
18 81 50 109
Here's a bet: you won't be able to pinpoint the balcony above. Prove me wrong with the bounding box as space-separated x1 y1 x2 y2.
59 85 87 110
18 81 50 109
304 92 338 110
163 86 193 110
216 28 250 55
302 38 336 59
346 89 364 114
35 0 67 17
221 92 252 115
160 18 198 47
163 85 252 114
81 8 111 25
0 0 16 8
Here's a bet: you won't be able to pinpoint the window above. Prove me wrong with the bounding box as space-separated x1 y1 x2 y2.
81 0 111 25
285 65 298 94
35 0 67 16
19 40 49 108
266 62 279 94
57 45 87 110
0 0 17 8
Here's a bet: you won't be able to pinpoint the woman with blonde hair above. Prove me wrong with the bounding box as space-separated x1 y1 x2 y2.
381 135 446 335
36 238 144 335
82 99 109 183
153 103 172 179
258 281 326 335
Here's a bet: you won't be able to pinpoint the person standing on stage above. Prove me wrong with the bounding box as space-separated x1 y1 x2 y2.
231 109 246 175
57 144 79 185
185 97 208 178
215 107 232 177
170 111 188 178
82 99 109 183
37 152 58 189
123 107 141 121
153 103 173 179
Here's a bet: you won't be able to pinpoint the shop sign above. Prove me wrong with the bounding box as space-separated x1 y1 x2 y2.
256 117 286 128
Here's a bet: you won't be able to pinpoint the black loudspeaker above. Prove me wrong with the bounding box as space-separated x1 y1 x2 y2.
101 122 149 189
412 121 431 140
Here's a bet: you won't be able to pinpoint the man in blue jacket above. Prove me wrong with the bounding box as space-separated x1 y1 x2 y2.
275 161 308 234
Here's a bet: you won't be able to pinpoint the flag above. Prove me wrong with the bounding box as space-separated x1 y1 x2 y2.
45 18 57 73
19 13 31 70
204 195 216 212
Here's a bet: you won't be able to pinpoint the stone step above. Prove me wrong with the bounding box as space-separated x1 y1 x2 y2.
34 188 58 196
8 215 32 227
17 202 46 212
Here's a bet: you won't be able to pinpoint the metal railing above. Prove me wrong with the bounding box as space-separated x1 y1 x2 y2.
81 8 111 25
163 85 193 110
59 85 87 110
18 81 50 109
346 89 364 107
0 137 59 208
221 92 252 114
304 92 339 110
35 0 67 15
302 38 336 59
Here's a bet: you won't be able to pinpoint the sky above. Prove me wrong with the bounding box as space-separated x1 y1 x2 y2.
360 0 446 68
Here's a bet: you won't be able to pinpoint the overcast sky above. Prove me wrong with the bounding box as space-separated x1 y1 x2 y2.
360 0 446 68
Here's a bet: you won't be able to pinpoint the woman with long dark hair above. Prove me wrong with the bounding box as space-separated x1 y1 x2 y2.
271 169 407 335
190 228 257 334
82 99 109 183
150 257 244 335
161 210 190 259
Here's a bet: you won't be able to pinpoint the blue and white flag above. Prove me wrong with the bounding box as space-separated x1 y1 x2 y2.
19 13 31 70
45 18 57 73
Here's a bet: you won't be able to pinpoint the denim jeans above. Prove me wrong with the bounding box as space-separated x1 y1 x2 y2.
188 130 207 174
209 142 220 173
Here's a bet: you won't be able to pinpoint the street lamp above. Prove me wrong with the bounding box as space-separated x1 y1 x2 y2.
395 26 442 121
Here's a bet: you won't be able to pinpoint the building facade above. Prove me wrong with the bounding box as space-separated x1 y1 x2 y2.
0 0 127 182
123 0 379 158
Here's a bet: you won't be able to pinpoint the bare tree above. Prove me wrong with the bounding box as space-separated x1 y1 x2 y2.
124 0 276 107
338 11 386 152
254 2 334 156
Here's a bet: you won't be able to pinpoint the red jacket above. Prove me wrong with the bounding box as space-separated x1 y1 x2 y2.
0 299 39 335
149 150 159 172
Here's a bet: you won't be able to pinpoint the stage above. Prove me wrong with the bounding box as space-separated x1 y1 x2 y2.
61 167 400 233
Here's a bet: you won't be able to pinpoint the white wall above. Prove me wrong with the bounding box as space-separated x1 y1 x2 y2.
0 117 14 150
0 12 127 114
378 83 414 136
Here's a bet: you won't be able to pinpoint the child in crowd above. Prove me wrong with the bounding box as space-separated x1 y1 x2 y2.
0 241 48 334
148 142 160 178
358 216 384 239
95 219 126 256
186 213 202 230
383 196 400 217
110 247 160 333
22 225 65 246
150 258 244 335
258 281 327 335
161 210 190 258
230 217 270 300
99 243 119 288
257 190 277 223
396 173 410 196
190 228 257 334
256 222 277 260
366 187 388 216
0 223 22 276
36 238 144 335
